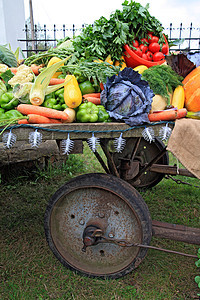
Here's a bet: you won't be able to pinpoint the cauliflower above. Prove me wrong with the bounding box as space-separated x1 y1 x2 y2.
8 65 34 87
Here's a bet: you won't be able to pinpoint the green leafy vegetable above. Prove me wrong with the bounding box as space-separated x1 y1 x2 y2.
0 45 18 67
72 0 165 61
61 60 120 85
25 1 166 66
142 65 183 104
0 69 14 89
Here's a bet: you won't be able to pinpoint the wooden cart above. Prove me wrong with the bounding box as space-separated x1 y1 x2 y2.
1 121 200 279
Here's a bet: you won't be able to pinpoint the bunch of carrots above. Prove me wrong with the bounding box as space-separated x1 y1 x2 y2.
17 104 69 124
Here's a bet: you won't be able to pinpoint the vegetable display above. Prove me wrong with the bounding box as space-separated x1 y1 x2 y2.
0 1 200 128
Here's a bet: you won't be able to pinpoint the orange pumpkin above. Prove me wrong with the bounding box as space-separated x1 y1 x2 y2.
183 66 200 112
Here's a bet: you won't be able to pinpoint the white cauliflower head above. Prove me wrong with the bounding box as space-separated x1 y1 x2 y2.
8 65 34 87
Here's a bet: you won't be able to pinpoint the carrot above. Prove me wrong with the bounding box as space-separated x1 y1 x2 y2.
83 97 101 105
17 104 69 121
176 108 187 118
100 82 104 91
83 93 101 99
48 118 62 124
18 119 29 124
27 114 62 124
30 64 43 75
148 108 187 122
10 67 18 74
10 64 43 76
49 78 65 85
27 114 52 124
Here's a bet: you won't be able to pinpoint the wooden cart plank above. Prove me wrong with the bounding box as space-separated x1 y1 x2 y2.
0 122 174 142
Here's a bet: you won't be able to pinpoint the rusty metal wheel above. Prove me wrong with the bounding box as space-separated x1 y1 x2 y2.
110 137 169 189
44 173 152 279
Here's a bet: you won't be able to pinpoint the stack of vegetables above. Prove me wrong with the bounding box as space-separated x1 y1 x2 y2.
0 0 200 127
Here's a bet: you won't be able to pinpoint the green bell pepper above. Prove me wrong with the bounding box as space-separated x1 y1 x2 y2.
45 92 56 100
53 103 63 110
58 94 65 104
55 88 64 97
43 98 57 109
0 92 19 110
76 102 99 122
97 105 110 122
79 80 95 95
61 103 68 110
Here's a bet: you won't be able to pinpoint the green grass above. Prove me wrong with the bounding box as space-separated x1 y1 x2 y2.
1 143 200 299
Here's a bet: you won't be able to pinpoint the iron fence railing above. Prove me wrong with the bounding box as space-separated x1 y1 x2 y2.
18 23 200 57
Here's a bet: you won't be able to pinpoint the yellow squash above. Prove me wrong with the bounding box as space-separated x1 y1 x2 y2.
171 85 185 109
47 57 64 78
64 75 82 108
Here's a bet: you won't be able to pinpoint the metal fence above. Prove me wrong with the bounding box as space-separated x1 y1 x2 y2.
18 23 200 57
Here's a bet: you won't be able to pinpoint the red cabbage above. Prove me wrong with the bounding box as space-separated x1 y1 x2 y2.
101 68 154 126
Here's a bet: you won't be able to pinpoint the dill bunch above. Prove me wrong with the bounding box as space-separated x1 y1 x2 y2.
142 65 184 105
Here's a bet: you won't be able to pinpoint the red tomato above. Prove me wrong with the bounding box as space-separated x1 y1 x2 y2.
146 51 153 61
150 36 159 43
132 40 139 48
149 42 160 53
141 38 148 45
161 43 168 54
133 47 142 57
153 52 165 62
141 53 148 60
147 33 153 43
139 44 148 53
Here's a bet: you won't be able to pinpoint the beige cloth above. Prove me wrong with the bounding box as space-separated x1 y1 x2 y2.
167 118 200 179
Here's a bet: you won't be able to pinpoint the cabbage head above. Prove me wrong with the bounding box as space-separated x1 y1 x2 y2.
100 68 154 126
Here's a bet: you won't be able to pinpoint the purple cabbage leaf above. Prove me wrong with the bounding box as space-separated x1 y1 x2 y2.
100 68 154 126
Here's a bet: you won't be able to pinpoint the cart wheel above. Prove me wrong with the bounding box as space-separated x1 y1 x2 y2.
44 173 152 279
111 137 169 189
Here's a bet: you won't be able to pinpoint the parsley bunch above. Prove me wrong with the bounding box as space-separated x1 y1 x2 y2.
73 0 165 62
